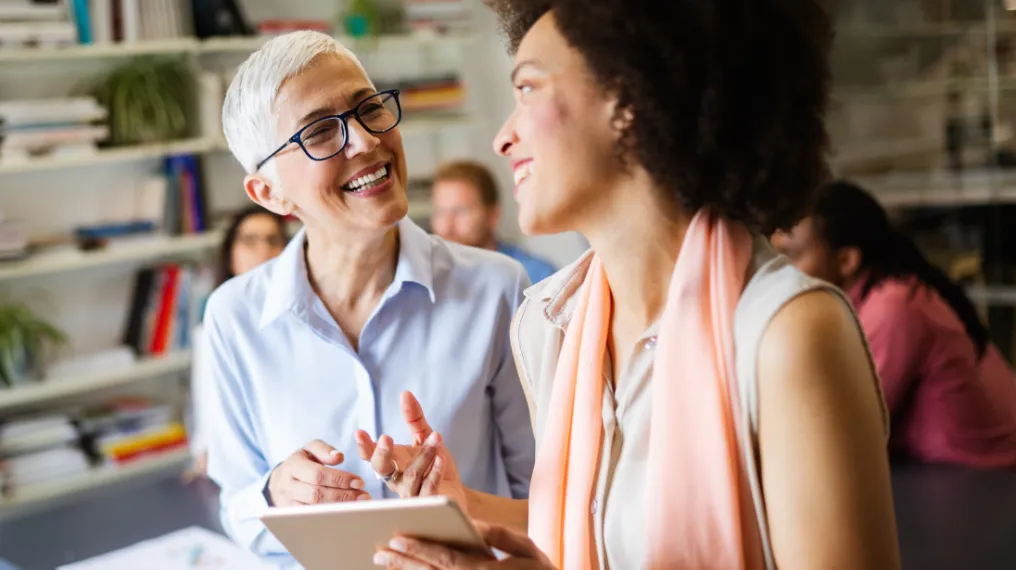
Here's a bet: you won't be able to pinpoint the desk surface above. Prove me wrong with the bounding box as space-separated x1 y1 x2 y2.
2 464 1016 570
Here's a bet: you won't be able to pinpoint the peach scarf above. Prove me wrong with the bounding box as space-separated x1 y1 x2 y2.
528 210 765 570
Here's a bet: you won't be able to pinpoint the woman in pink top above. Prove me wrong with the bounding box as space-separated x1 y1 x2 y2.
774 180 1016 469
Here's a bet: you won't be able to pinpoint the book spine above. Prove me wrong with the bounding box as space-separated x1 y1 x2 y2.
121 0 141 42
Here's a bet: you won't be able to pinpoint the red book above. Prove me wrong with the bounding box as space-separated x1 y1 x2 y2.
149 265 180 354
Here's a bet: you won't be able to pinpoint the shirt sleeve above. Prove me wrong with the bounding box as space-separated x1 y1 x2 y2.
488 270 537 499
203 306 289 558
188 325 214 455
857 287 926 413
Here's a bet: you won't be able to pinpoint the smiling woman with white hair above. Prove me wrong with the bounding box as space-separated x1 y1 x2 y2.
203 30 536 565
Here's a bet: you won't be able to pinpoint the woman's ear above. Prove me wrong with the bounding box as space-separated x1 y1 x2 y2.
836 246 863 283
244 174 294 216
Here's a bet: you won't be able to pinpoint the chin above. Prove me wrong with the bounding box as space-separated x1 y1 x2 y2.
517 208 565 236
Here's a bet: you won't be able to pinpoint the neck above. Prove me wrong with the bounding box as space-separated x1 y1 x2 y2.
304 224 399 307
581 173 690 332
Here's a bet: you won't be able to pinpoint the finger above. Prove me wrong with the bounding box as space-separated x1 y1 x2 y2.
401 444 439 497
303 439 343 465
419 454 445 496
290 456 366 491
373 550 435 569
384 538 474 569
291 480 371 504
401 391 434 445
371 435 398 478
356 430 378 461
476 523 544 559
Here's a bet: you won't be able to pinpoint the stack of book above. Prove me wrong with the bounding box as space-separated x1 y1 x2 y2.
0 1 76 50
79 398 188 465
382 75 465 114
67 0 190 44
402 0 472 34
123 262 215 358
0 414 90 496
0 97 108 162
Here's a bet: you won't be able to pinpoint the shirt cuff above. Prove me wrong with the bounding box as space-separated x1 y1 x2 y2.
231 468 289 556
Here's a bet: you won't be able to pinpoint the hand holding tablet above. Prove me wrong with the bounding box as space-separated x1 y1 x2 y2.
260 496 492 570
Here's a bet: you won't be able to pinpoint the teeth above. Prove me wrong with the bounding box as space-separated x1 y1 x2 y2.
346 165 389 191
513 162 533 185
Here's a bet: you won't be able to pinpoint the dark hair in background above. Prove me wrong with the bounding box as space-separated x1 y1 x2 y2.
218 205 288 285
433 160 501 207
813 180 989 357
489 0 832 234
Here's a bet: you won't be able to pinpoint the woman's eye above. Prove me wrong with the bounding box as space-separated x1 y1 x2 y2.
515 83 534 95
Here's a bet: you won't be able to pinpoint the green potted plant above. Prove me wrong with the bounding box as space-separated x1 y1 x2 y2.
0 303 66 388
90 56 195 146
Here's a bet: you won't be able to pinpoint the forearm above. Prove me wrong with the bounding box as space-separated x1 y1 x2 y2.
465 487 529 534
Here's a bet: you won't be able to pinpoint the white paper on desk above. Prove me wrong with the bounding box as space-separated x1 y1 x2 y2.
57 526 279 570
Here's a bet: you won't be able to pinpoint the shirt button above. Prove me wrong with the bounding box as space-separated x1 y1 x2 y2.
590 499 599 515
644 336 657 350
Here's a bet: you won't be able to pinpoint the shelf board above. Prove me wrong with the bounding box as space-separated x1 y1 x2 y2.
0 38 197 62
836 22 1016 38
0 352 191 413
0 138 215 175
0 231 221 282
0 448 190 518
0 32 476 63
857 170 1016 207
835 77 1016 102
968 285 1016 307
833 137 941 169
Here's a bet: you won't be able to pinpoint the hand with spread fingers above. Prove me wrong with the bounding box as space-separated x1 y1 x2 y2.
372 523 556 569
266 439 370 506
355 391 468 510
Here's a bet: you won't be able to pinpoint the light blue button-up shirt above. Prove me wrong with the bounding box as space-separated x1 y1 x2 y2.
204 218 535 566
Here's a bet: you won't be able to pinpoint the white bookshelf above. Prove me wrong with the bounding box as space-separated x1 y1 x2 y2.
0 231 221 282
0 351 191 413
0 448 191 520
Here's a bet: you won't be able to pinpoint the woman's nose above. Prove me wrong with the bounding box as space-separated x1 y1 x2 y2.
344 119 381 157
493 111 518 156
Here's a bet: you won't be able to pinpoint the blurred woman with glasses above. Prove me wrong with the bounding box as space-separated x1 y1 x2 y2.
186 205 287 480
201 30 535 564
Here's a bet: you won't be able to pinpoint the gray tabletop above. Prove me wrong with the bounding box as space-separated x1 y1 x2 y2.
2 464 1016 570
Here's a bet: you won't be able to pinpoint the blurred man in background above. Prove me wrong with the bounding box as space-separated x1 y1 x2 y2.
431 160 556 284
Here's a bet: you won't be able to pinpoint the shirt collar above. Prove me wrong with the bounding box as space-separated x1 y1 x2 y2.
522 248 594 330
259 218 436 329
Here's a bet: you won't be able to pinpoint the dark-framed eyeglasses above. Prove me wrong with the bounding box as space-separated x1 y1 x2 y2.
255 89 402 171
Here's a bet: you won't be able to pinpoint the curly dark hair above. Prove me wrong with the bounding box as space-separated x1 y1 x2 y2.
491 0 833 234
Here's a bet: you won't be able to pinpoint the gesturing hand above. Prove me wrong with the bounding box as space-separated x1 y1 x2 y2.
267 439 370 506
374 523 556 569
355 391 468 509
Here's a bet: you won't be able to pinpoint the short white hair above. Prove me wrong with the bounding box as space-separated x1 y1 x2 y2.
222 30 372 179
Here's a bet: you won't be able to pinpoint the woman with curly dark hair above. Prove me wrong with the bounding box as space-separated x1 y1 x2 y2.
360 1 901 568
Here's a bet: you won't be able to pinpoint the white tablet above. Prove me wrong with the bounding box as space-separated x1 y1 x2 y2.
260 496 493 570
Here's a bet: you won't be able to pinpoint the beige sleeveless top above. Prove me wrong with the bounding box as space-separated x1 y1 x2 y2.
510 236 888 570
